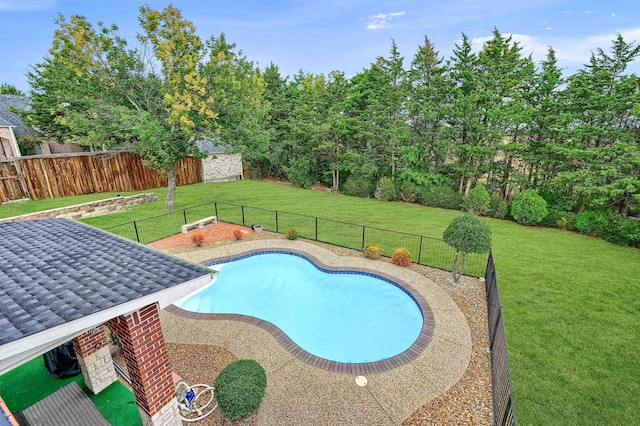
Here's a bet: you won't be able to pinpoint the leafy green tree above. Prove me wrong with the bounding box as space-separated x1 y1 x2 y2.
443 213 492 283
511 189 548 225
462 184 491 215
0 84 25 95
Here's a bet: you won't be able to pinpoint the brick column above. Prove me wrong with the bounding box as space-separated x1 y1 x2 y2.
72 327 117 394
108 304 180 426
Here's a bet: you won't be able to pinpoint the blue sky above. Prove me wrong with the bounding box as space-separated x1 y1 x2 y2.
1 0 639 93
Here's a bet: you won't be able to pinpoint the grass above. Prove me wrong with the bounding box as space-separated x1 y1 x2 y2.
2 179 639 424
0 357 141 426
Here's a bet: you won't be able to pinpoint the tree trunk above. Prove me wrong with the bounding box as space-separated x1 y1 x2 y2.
464 176 473 196
451 251 460 283
164 162 177 210
332 169 339 192
459 252 468 278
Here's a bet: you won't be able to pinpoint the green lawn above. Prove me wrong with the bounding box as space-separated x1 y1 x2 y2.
2 179 639 424
0 358 141 426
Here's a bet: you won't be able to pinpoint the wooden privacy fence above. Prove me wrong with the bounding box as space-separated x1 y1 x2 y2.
0 151 202 202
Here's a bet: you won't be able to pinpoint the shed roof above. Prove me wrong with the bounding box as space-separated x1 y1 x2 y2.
0 218 213 374
0 95 37 136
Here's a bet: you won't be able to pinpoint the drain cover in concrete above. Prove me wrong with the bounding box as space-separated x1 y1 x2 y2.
355 375 368 387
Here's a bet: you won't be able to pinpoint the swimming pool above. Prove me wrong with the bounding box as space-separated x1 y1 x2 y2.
176 252 424 363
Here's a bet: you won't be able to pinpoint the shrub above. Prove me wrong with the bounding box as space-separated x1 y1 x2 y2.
342 174 374 198
397 181 418 203
362 243 383 260
489 196 509 219
418 186 463 210
233 229 244 240
374 176 397 201
443 213 492 283
462 184 491 215
284 228 298 240
541 208 575 230
575 210 610 235
391 248 412 266
511 189 548 225
191 231 205 247
214 359 267 421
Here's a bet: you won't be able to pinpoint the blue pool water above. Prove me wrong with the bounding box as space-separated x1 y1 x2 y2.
176 252 423 363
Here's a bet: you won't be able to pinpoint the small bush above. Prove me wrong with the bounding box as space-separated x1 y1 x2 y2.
214 359 267 421
342 174 374 198
575 210 610 235
233 229 243 240
462 184 491 215
391 248 412 266
362 243 383 260
511 189 548 225
284 228 298 240
489 196 509 219
374 176 397 201
541 208 575 230
397 181 418 203
191 231 205 247
418 186 463 210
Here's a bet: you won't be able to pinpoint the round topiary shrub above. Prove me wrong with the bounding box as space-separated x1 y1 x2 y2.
343 174 374 198
362 243 383 260
391 248 411 266
214 359 267 421
284 228 298 240
511 189 548 225
462 184 490 215
374 176 397 201
443 213 492 283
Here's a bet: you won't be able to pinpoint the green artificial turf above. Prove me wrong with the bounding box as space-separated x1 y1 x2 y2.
0 357 141 426
2 179 640 424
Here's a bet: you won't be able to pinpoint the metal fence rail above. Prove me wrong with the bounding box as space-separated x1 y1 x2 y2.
105 200 488 277
485 251 517 425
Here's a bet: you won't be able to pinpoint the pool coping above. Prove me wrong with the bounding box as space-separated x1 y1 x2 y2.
165 248 435 375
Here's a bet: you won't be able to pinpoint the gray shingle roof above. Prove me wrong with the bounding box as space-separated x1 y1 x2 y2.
0 94 37 136
0 218 212 345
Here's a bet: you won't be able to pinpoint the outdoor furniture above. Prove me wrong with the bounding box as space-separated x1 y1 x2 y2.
181 216 217 233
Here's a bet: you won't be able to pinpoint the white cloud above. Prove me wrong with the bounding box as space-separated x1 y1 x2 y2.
546 27 553 30
469 28 640 71
0 0 55 12
366 11 405 30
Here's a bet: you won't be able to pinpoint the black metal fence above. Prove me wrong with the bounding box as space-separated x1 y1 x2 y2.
105 201 489 276
485 251 517 425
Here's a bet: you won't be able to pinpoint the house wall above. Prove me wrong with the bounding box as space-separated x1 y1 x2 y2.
202 153 243 182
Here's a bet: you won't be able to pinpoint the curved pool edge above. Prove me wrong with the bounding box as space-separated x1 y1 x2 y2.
167 247 435 375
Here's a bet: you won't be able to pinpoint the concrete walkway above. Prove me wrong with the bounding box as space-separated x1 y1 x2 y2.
160 239 472 425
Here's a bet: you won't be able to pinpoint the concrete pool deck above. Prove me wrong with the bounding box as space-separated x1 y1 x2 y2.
159 239 473 425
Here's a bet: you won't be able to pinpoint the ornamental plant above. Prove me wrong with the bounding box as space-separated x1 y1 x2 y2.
462 184 491 215
191 231 205 247
284 228 298 240
391 248 412 266
362 243 383 260
214 359 267 421
233 229 243 240
511 189 548 225
443 213 492 283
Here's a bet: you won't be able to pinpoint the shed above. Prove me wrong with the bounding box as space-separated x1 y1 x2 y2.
196 138 243 182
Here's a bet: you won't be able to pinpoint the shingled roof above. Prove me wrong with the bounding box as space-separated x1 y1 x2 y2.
0 218 213 373
0 94 37 136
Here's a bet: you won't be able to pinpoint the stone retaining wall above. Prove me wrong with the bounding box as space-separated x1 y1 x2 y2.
0 193 160 222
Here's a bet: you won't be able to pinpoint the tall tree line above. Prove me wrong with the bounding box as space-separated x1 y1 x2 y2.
21 8 640 221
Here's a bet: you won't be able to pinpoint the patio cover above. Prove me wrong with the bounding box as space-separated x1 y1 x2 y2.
0 218 214 375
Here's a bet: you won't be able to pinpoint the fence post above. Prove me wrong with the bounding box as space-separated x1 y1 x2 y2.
241 205 246 226
418 236 423 265
133 221 140 243
361 225 366 250
275 211 279 233
315 217 318 241
182 208 187 225
214 202 218 219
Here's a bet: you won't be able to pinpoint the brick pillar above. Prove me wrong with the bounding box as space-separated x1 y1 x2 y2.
108 304 180 426
73 327 117 394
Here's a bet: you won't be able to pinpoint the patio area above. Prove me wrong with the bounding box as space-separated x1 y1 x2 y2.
154 224 493 425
